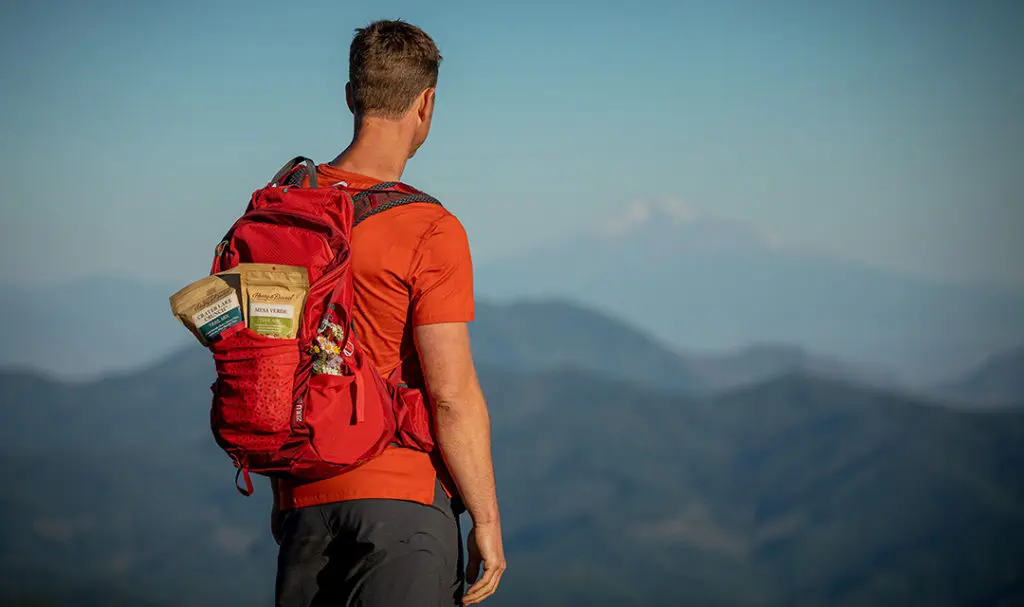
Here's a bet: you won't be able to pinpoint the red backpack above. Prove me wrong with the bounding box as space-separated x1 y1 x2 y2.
208 157 437 495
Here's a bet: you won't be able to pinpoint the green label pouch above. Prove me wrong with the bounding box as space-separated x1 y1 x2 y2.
240 265 309 339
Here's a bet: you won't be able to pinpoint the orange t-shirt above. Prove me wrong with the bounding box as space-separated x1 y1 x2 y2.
275 164 474 509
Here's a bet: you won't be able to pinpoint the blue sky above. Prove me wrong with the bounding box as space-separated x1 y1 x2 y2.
1 0 1022 289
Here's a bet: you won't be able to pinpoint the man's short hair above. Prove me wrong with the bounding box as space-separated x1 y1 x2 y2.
349 20 442 119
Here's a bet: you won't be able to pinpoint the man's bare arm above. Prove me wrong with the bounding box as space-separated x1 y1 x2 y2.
415 321 505 605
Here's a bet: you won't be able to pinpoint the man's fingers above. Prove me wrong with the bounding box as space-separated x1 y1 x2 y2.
463 574 500 605
462 568 496 604
462 567 497 604
462 561 505 605
477 566 504 603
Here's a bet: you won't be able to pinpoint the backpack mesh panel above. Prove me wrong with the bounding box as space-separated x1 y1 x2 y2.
212 331 299 444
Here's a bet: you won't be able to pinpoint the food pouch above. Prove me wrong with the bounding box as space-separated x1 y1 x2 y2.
169 275 245 346
239 264 309 339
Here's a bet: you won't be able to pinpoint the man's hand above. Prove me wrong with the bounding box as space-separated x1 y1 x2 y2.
463 521 506 605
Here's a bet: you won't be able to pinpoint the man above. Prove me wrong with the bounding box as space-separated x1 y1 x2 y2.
272 20 505 607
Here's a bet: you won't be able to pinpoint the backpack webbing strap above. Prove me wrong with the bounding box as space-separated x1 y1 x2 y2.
352 189 443 227
270 156 317 189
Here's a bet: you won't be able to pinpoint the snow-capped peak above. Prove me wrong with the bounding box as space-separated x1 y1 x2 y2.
601 197 698 236
599 196 784 252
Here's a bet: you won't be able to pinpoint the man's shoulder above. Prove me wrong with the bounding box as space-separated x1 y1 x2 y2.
352 193 469 276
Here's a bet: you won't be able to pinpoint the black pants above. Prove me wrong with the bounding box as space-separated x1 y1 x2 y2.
275 481 465 607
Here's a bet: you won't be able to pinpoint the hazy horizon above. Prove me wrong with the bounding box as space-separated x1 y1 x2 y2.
2 0 1023 291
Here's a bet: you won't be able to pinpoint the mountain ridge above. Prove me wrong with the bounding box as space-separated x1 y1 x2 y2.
2 348 1024 605
0 276 913 398
477 207 1024 386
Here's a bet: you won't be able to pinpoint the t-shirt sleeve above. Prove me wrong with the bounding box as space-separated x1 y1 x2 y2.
408 212 475 326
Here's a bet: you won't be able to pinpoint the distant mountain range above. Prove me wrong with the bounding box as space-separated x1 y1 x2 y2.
2 347 1023 606
1 277 1020 407
471 299 900 396
0 278 892 392
477 198 1024 386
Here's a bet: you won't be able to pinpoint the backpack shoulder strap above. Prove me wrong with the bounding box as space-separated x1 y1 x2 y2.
352 183 443 227
270 156 318 188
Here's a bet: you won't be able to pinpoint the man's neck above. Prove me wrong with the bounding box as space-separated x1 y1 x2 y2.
329 120 412 183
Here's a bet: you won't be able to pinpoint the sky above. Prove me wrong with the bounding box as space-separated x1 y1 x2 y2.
1 0 1022 290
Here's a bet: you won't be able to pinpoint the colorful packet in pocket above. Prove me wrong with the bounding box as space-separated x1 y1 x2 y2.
169 275 245 346
239 265 309 339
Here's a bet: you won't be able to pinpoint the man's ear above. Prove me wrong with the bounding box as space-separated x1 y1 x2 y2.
345 83 355 114
418 88 435 121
